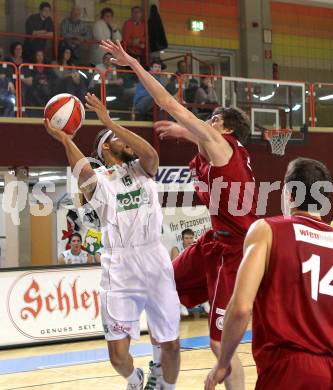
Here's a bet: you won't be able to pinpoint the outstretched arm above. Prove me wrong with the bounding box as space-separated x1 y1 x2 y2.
100 40 233 166
86 93 159 176
204 219 272 389
44 119 97 200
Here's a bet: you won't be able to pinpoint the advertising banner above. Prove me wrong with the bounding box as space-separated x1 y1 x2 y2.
0 266 147 347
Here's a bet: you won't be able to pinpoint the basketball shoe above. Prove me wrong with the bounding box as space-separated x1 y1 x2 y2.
126 368 144 390
144 361 162 389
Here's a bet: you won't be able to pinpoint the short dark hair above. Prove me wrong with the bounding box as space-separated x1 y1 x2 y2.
101 7 113 18
9 41 22 56
182 229 194 238
150 57 166 70
39 2 51 10
69 232 82 243
284 157 332 212
211 106 251 145
131 6 142 12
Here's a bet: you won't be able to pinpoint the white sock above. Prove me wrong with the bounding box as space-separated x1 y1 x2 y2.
152 344 161 364
126 368 141 385
161 379 176 389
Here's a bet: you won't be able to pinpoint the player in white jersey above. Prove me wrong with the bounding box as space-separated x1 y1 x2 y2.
59 232 93 265
44 93 180 390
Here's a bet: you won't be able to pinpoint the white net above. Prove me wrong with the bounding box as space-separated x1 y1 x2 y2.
265 130 292 156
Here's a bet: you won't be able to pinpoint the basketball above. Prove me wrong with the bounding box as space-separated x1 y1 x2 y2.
44 93 85 136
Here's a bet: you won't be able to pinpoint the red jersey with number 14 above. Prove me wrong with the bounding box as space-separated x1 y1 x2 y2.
189 134 257 240
253 214 333 375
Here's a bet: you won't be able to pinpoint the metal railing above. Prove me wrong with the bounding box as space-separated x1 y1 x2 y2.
1 60 333 128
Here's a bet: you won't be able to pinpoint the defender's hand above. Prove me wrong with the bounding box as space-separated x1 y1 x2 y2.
154 120 183 140
100 39 135 67
204 365 231 390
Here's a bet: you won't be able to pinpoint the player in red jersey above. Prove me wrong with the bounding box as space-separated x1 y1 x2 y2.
99 39 258 390
205 157 333 390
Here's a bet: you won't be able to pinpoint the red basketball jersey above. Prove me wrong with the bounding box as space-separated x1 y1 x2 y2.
253 214 333 375
189 135 257 239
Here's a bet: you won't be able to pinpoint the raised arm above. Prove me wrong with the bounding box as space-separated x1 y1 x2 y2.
100 40 233 166
44 119 97 201
86 93 159 176
204 219 272 389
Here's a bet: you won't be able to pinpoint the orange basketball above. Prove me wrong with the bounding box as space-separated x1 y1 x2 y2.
44 93 85 136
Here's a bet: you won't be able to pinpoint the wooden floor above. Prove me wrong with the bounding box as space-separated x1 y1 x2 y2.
0 318 256 390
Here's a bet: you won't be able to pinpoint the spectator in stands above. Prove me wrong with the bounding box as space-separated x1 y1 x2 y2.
23 2 54 62
59 233 93 265
0 67 15 117
90 52 124 102
194 76 218 119
165 59 188 98
92 8 122 66
26 49 53 107
133 57 165 119
5 42 24 66
171 228 195 260
52 47 74 79
122 6 145 64
6 42 32 105
60 5 91 64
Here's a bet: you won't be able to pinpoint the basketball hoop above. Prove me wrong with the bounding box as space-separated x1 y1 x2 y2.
263 129 293 156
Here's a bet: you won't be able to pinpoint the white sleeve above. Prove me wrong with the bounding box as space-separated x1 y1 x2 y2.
131 159 153 178
93 20 106 41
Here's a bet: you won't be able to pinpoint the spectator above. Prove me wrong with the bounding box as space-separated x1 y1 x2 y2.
26 49 53 107
52 47 87 103
165 59 188 98
59 233 93 265
184 78 199 104
5 41 24 66
90 52 124 101
122 6 145 63
133 57 165 119
52 47 74 79
6 42 32 105
92 8 122 66
194 76 218 119
171 228 195 260
23 2 54 62
0 67 15 117
60 5 91 64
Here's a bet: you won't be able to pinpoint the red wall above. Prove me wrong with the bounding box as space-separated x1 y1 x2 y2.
1 123 332 219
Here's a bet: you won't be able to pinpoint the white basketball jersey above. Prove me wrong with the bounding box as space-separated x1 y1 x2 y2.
62 249 89 264
90 159 163 249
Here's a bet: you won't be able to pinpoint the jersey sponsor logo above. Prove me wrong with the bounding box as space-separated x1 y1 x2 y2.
104 322 131 335
294 224 333 249
116 188 149 212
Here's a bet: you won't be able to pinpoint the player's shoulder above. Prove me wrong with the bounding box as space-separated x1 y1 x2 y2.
264 215 291 226
62 249 70 256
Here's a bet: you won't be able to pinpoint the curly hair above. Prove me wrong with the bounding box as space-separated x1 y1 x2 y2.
212 106 251 145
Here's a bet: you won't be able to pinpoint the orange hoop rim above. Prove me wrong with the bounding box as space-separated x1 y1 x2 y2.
263 128 293 141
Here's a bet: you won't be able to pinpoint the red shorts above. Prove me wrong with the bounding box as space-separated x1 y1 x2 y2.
256 350 333 390
172 229 243 341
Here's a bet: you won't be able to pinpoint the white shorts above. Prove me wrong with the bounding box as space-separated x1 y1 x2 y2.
100 240 180 343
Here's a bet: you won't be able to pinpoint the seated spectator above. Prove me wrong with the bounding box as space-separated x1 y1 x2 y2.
26 49 53 107
133 58 165 119
184 78 199 104
59 233 93 265
92 8 122 66
60 5 91 64
122 6 145 64
6 42 32 105
53 49 88 102
194 76 218 119
165 59 188 98
0 67 15 117
89 52 124 103
170 228 195 260
23 2 54 62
